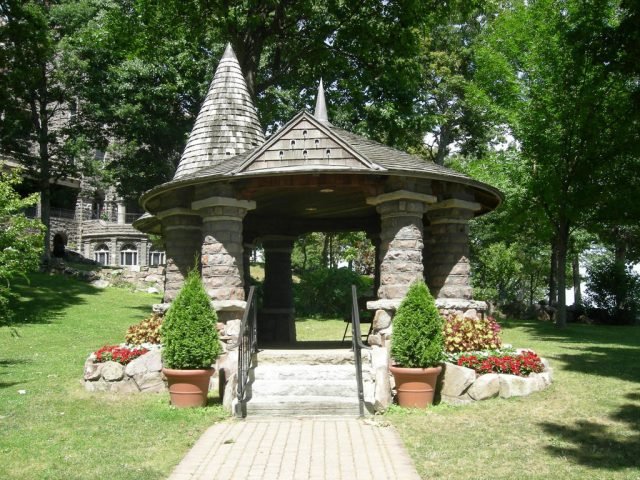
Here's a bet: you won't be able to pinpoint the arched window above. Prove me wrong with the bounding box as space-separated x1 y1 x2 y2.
120 244 138 266
148 250 165 267
94 244 110 266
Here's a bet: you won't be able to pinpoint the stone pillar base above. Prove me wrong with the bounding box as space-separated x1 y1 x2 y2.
258 308 295 344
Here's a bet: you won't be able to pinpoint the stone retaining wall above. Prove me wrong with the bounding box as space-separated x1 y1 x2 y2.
83 350 167 393
99 265 165 293
363 298 550 411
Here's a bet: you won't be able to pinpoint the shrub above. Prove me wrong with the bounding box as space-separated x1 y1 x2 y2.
457 350 544 377
93 345 149 365
125 314 163 345
390 280 444 368
443 314 502 353
294 268 372 318
585 253 640 325
0 169 44 325
161 267 222 369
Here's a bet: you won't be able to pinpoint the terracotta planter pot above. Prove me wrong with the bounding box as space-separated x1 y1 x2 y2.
389 365 442 408
162 367 214 408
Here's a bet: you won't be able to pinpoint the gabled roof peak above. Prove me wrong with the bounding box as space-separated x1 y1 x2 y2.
314 78 329 123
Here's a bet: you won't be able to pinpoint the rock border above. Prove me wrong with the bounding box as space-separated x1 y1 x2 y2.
437 358 553 405
83 350 167 393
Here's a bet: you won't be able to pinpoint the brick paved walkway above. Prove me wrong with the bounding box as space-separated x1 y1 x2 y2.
168 417 421 480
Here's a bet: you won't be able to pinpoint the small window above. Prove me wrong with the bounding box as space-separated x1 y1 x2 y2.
303 150 308 159
290 140 296 149
302 130 308 139
325 149 331 158
314 139 320 148
279 150 284 159
120 244 138 266
94 244 110 266
148 251 165 267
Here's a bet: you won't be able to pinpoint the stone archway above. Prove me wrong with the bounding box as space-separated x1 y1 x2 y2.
53 232 67 258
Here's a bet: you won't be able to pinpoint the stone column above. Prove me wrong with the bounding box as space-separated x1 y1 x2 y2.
367 233 381 295
260 235 296 344
424 199 480 300
242 241 255 299
367 191 436 300
110 236 117 267
117 201 126 224
157 208 202 302
140 238 149 267
191 196 255 303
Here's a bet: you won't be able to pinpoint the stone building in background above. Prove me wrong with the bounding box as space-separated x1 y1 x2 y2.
2 153 164 272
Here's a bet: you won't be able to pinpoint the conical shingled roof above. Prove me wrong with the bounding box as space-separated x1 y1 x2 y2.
172 44 265 179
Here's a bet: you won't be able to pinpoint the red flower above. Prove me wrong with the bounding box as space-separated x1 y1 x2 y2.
456 351 544 377
93 345 149 365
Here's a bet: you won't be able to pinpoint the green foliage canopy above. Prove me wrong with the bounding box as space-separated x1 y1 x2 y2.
0 169 44 325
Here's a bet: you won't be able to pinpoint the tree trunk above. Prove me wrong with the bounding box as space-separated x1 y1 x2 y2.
549 236 558 306
555 221 570 328
329 234 334 268
301 239 308 272
613 230 628 314
321 234 329 268
529 272 535 307
37 74 51 266
434 124 452 165
572 253 582 307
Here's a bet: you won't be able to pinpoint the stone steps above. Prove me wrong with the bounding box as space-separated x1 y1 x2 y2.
245 395 361 416
243 348 365 417
252 364 357 381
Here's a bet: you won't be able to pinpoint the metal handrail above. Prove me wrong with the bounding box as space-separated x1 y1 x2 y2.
235 286 257 418
351 285 371 417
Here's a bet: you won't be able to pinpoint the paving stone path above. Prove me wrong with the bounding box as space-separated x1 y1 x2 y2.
168 416 421 480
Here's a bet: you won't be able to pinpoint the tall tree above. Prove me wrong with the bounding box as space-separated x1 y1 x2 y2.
0 0 98 262
475 0 640 326
62 0 434 197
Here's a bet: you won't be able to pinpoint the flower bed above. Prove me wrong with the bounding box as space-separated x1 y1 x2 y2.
93 344 149 365
438 349 553 404
457 350 544 377
84 344 166 393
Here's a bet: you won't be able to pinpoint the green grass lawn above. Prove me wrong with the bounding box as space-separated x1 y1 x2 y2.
0 274 227 480
387 318 640 480
295 317 347 342
3 274 639 479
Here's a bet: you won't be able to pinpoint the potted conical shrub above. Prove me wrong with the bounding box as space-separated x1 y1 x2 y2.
162 266 222 408
389 280 444 408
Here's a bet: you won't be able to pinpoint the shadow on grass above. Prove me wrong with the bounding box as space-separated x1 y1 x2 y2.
7 273 100 326
550 345 640 383
0 359 29 389
502 317 640 348
540 391 640 471
502 318 640 383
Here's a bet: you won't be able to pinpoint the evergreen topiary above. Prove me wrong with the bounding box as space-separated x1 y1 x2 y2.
161 267 222 369
390 280 444 368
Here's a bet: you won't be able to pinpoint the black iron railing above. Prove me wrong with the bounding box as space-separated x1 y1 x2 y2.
235 286 257 418
351 285 371 417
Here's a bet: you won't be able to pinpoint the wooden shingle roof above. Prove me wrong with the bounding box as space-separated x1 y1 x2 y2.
172 44 265 180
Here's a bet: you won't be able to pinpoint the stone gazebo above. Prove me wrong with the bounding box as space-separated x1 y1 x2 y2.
134 44 502 407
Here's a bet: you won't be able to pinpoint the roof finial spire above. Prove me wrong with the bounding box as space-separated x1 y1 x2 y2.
314 78 329 123
222 42 236 60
